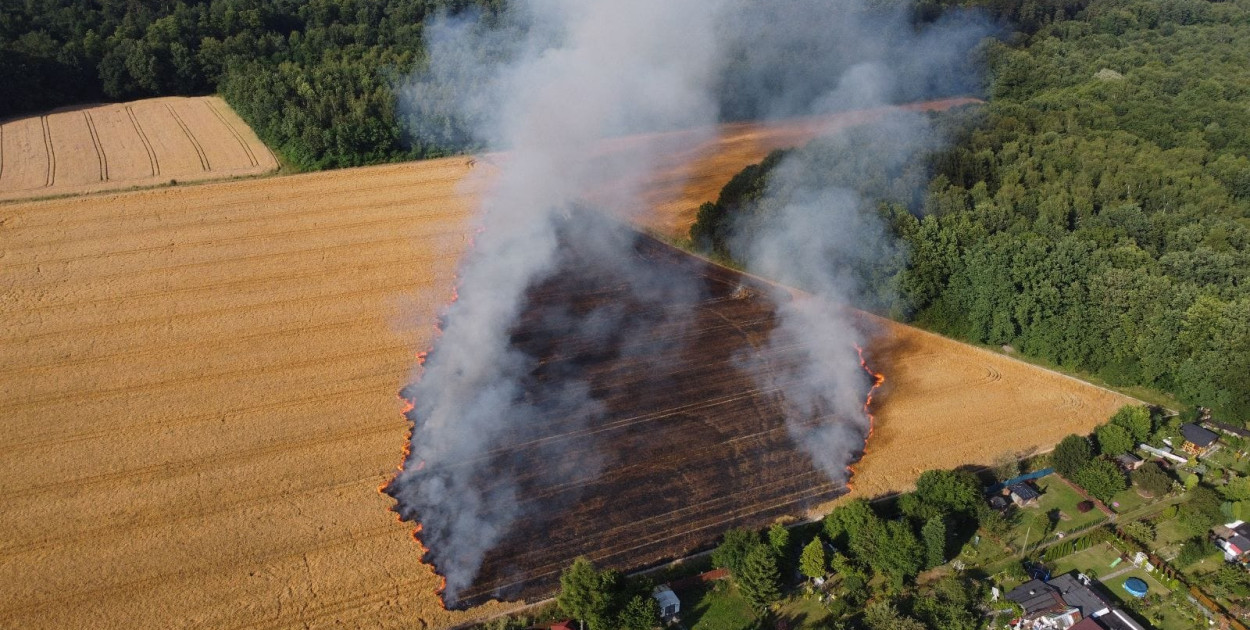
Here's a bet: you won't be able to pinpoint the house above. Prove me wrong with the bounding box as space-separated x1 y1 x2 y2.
1180 423 1219 456
1205 420 1250 439
1006 579 1081 628
1138 443 1187 465
1048 574 1110 619
1068 619 1103 630
1008 482 1041 507
548 621 576 630
1114 453 1142 472
651 585 680 619
1095 609 1148 630
1214 521 1250 562
1006 572 1113 629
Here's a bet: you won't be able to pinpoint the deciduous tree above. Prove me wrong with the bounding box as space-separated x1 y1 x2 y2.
799 538 826 580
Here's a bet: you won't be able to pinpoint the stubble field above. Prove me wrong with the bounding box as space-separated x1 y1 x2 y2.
0 96 277 202
0 101 1130 629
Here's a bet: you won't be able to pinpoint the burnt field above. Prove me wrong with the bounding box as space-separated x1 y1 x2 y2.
400 222 867 607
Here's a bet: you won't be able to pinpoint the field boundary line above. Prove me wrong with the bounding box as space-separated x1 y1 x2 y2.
40 115 54 187
126 105 159 176
167 102 210 171
83 110 108 181
205 98 258 167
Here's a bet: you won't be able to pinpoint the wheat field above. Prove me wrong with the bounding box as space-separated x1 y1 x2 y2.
0 101 1131 628
0 96 276 202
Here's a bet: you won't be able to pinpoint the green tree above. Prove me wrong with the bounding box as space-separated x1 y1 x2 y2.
1095 423 1134 456
922 516 947 569
616 594 659 630
822 498 877 547
767 521 791 559
557 557 611 630
799 537 826 580
1072 458 1128 502
737 544 781 612
1111 406 1154 443
913 469 983 515
1131 462 1172 496
1053 435 1094 477
993 452 1021 484
863 600 926 630
1122 520 1156 544
711 528 759 577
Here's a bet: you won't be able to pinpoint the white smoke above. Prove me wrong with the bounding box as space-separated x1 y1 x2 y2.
389 0 989 603
389 0 729 604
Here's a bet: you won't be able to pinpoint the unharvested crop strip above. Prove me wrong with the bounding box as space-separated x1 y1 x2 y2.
6 419 398 502
0 524 398 622
3 193 465 257
126 105 159 176
205 98 258 167
2 273 447 347
3 473 378 557
83 111 108 181
166 102 210 171
2 372 390 457
13 246 452 314
0 343 402 417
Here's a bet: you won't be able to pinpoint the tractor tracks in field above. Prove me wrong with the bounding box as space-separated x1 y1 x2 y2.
126 105 159 177
206 98 259 167
167 102 210 171
39 115 55 187
83 110 108 181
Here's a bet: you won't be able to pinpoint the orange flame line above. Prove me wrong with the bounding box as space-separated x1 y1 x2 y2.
845 343 884 492
377 274 465 608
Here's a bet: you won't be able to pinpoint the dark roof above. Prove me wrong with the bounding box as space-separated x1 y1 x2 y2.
1009 483 1040 501
1206 420 1250 438
1235 522 1250 539
1115 453 1142 463
1050 573 1110 617
1181 423 1219 447
1230 535 1250 553
1005 580 1066 615
1097 609 1148 630
1069 619 1103 630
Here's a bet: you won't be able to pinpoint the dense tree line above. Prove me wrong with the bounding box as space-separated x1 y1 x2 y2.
0 0 499 169
691 0 1250 420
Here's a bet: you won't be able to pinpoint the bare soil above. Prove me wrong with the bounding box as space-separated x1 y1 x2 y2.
0 99 1130 629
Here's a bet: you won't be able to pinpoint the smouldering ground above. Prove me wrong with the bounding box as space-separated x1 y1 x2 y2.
0 96 277 202
0 99 1127 629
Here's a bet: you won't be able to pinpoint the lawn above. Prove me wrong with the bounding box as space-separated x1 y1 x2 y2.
680 582 758 630
775 594 831 628
1107 486 1152 515
1007 477 1107 549
1047 542 1201 630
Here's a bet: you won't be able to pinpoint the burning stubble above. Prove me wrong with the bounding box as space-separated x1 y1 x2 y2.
385 0 989 606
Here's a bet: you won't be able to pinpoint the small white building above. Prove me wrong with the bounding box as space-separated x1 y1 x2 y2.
652 585 680 619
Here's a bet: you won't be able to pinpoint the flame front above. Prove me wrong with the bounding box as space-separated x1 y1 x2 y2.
378 282 463 609
846 343 884 489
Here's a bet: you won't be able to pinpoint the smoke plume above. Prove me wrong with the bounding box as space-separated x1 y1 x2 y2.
389 0 989 602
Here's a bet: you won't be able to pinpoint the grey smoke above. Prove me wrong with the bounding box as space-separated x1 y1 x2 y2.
389 0 989 603
390 0 727 603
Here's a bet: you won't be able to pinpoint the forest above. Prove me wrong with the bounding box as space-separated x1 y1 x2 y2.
691 0 1250 420
0 0 501 169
